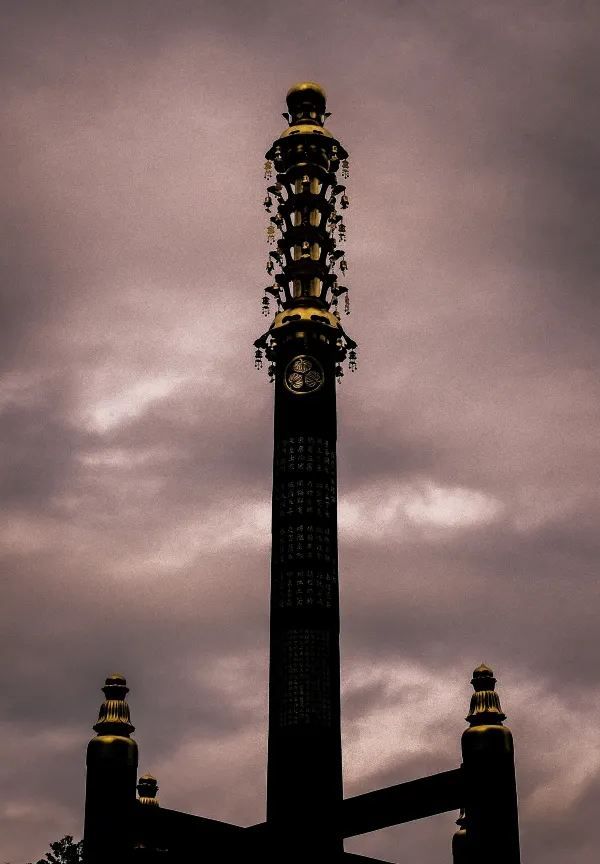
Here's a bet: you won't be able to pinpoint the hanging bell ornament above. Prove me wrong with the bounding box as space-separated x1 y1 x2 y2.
340 258 348 274
338 222 346 241
266 224 276 244
266 259 274 275
341 160 350 179
344 293 350 315
254 348 263 370
264 161 273 180
340 194 350 210
335 364 344 382
268 364 276 382
271 182 284 202
262 295 270 316
348 349 357 372
263 195 273 212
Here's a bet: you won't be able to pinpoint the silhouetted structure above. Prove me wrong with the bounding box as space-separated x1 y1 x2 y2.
82 83 521 863
83 674 137 864
137 775 159 808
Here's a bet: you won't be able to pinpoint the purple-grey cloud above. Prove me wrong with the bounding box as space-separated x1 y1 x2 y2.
1 1 599 861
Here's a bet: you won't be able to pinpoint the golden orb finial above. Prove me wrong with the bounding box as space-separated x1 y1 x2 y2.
286 81 327 111
471 664 496 691
473 662 494 675
466 663 506 725
285 82 328 127
93 672 135 736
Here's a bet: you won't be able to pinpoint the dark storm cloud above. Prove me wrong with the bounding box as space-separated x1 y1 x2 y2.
0 217 62 371
1 0 600 861
0 384 83 507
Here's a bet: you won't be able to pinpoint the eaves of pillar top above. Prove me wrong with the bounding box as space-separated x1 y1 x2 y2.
255 81 357 382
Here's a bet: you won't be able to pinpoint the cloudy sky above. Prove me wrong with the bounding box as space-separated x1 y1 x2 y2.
2 0 600 860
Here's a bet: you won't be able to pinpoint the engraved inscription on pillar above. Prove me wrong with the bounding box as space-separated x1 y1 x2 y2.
273 435 338 610
278 567 336 609
278 524 333 563
279 628 332 727
275 436 335 477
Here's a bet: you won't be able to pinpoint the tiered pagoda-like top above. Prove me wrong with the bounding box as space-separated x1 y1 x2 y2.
255 81 356 381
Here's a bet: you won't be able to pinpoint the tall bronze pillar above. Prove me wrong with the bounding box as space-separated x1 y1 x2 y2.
83 674 138 864
255 82 355 860
461 664 521 864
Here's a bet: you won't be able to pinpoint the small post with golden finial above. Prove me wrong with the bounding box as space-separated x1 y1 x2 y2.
83 674 139 864
460 664 521 864
133 775 161 861
452 809 468 863
137 774 159 807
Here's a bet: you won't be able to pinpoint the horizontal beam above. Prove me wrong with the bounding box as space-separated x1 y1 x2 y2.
343 854 394 864
341 768 463 838
136 802 244 833
134 767 462 850
134 802 249 854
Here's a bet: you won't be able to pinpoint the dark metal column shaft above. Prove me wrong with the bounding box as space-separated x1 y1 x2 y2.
267 326 343 857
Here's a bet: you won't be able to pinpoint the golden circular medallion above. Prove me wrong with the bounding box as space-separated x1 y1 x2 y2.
284 355 324 395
